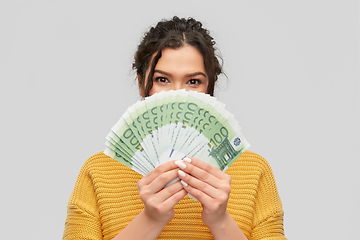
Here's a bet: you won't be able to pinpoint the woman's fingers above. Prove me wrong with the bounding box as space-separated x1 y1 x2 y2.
137 161 187 224
161 184 187 207
178 168 231 203
138 160 178 189
184 157 227 178
174 157 231 190
175 157 232 227
180 177 215 203
175 157 231 207
137 161 181 201
154 177 185 202
178 169 219 199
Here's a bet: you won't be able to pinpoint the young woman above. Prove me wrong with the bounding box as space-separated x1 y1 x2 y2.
63 16 287 240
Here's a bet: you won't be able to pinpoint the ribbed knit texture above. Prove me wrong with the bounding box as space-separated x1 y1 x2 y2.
63 151 286 240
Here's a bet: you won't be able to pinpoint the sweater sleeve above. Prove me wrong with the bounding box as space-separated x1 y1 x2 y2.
63 160 103 240
251 155 287 240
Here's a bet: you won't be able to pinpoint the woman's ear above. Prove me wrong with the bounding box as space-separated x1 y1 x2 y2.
137 73 145 98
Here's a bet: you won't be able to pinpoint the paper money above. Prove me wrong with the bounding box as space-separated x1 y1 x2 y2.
104 90 250 175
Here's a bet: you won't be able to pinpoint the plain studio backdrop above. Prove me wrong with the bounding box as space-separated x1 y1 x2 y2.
0 1 359 239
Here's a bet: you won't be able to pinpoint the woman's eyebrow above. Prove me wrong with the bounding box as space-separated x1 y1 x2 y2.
154 70 172 77
154 70 206 78
185 72 206 78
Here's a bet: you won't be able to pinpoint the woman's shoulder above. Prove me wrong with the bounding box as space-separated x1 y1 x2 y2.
79 151 134 175
226 150 275 177
82 151 117 166
235 150 272 165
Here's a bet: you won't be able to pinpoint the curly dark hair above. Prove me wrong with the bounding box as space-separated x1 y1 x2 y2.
133 16 223 97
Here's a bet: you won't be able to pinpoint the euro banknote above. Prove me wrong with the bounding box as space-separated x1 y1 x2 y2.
104 89 250 175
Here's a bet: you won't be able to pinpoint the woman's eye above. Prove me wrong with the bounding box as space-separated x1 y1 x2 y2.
188 79 201 85
155 77 169 83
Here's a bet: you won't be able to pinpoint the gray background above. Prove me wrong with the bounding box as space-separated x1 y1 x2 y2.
1 1 359 239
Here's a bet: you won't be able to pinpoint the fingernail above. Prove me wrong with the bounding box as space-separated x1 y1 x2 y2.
183 157 191 163
181 180 188 187
178 169 186 177
175 160 186 169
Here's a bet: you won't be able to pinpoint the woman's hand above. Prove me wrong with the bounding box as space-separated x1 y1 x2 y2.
174 157 247 240
174 157 231 227
137 160 187 225
113 161 187 240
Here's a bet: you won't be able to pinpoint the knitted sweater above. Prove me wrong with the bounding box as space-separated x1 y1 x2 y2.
63 151 286 240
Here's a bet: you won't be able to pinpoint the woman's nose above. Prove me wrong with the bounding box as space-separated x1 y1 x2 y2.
172 82 184 91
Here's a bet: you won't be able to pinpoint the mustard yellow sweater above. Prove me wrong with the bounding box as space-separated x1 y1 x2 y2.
63 151 286 240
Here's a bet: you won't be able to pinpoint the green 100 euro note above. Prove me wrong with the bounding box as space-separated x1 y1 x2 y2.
104 89 250 176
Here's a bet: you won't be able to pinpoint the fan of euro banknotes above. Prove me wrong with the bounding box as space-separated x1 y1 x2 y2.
104 89 250 176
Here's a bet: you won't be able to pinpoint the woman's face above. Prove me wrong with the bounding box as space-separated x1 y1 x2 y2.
140 45 209 97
